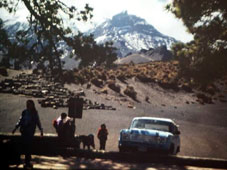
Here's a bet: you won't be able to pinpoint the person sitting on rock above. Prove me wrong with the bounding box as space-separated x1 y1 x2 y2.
53 112 75 145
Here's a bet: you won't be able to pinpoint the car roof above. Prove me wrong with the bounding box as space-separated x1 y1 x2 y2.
132 117 175 124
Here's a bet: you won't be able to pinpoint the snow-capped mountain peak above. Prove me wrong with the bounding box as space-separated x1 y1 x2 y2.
91 11 177 57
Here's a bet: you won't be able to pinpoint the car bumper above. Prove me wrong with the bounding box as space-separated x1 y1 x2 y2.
119 140 171 153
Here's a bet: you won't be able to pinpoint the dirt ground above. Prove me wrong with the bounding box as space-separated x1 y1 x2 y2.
9 155 224 170
1 70 227 160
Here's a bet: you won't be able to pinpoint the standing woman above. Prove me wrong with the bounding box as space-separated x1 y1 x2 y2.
12 100 43 168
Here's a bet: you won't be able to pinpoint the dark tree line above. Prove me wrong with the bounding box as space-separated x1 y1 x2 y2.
167 0 227 84
67 33 117 68
0 0 117 78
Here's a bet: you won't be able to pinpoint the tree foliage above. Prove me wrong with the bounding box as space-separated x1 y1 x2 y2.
0 0 93 75
167 0 227 84
0 19 10 67
68 33 117 68
0 19 10 53
0 18 32 69
1 0 118 76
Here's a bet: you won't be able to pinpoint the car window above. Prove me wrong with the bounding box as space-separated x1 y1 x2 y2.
131 119 171 132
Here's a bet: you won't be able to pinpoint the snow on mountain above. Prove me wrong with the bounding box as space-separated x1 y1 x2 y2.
90 11 177 57
2 11 177 69
3 20 29 39
3 20 40 50
2 19 77 69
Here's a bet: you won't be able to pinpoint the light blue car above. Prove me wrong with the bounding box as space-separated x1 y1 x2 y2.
119 117 181 154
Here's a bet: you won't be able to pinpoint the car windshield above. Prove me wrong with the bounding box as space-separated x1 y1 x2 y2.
131 119 172 132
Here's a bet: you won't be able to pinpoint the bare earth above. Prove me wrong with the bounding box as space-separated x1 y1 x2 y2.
9 155 224 170
0 70 227 161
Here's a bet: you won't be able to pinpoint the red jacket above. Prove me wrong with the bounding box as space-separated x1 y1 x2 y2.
97 128 108 141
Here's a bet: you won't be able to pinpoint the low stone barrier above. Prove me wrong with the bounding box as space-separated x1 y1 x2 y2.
0 133 227 169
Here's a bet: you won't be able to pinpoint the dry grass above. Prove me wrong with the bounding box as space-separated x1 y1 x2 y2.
71 61 227 104
73 61 180 88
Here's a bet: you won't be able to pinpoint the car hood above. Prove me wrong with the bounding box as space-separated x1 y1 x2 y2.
121 128 173 138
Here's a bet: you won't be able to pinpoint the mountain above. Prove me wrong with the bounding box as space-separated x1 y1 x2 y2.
3 20 29 41
2 12 177 69
2 20 79 69
3 20 28 36
90 11 177 57
3 20 38 49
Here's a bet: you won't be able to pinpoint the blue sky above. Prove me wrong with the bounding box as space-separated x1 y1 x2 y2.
0 0 193 42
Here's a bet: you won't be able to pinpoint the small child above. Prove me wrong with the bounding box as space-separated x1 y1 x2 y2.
97 124 108 150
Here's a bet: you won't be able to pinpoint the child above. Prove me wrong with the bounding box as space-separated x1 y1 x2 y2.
97 124 108 150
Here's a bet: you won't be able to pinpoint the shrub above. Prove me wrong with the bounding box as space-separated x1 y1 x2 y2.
124 85 137 101
107 80 121 93
62 70 75 84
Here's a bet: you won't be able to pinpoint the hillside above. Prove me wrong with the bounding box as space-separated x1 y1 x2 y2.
1 64 227 159
70 61 227 106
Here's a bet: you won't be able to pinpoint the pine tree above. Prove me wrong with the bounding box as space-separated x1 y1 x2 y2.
167 0 227 84
0 0 93 76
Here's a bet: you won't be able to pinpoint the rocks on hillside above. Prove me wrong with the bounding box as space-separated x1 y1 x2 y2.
0 71 116 111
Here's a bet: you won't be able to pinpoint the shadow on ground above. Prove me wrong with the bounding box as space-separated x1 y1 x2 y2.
9 155 195 170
